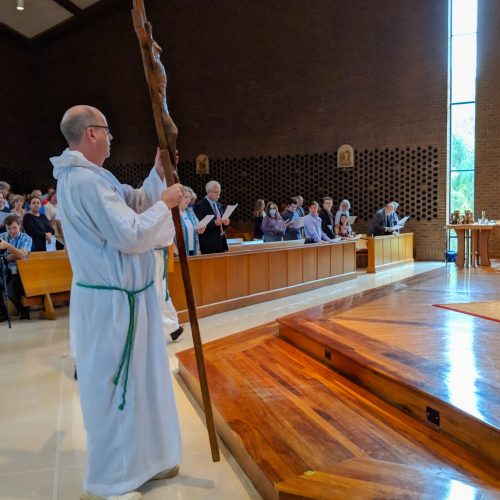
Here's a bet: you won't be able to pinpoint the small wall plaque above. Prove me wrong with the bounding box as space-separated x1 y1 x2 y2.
337 144 354 168
196 154 209 175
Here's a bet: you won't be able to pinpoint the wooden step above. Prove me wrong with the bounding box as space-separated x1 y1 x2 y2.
177 324 499 500
277 266 500 468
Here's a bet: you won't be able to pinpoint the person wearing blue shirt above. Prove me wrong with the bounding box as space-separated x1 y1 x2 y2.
0 214 32 321
303 201 332 244
282 197 301 241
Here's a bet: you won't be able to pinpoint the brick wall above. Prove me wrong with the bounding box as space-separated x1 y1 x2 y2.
476 0 500 258
4 0 451 259
0 35 33 190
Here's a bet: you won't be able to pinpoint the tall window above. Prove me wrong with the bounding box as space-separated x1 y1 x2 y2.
448 0 478 249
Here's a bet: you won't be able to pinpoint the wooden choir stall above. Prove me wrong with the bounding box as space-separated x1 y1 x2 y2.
366 232 414 273
169 240 357 323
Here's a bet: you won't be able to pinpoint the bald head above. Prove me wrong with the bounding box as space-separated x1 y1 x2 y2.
60 105 112 166
60 105 100 146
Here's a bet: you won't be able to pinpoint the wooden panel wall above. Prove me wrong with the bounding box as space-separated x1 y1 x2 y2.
170 242 356 322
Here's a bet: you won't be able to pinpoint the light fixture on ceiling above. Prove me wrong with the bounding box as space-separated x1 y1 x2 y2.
16 0 24 11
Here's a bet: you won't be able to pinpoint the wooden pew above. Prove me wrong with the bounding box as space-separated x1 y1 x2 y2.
367 232 414 273
17 250 72 320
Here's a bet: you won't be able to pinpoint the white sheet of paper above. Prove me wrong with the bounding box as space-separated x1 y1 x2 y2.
221 204 238 220
348 216 357 225
275 220 287 231
196 214 214 229
46 235 56 252
291 217 304 229
398 215 409 226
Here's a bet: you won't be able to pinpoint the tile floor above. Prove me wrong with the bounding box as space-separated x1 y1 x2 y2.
0 262 443 500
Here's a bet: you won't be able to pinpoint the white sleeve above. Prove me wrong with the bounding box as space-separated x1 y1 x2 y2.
86 178 175 255
121 167 167 214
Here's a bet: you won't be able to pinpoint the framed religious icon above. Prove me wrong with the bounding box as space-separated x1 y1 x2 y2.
337 144 354 168
196 154 209 175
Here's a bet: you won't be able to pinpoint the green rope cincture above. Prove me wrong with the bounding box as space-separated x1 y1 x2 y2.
162 247 169 302
76 280 155 411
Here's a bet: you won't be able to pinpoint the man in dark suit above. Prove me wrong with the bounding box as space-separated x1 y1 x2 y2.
194 180 230 254
368 203 397 236
319 196 336 239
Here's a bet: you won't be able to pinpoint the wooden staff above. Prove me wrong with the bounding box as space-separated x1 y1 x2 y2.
131 0 220 462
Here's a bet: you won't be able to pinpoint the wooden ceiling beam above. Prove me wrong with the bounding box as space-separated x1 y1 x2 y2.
0 21 30 46
51 0 83 15
32 0 121 45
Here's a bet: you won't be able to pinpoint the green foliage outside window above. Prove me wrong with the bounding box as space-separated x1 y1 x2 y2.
451 134 474 171
450 170 474 213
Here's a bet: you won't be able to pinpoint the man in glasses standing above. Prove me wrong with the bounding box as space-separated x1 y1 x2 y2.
51 105 183 500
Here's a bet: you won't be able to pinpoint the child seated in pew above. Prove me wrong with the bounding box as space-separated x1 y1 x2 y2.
0 215 32 321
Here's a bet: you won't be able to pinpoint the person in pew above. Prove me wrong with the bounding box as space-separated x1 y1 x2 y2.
0 193 10 215
304 201 332 244
261 201 289 242
252 199 265 240
390 201 400 224
51 105 183 499
319 197 336 239
295 195 305 218
282 197 302 241
0 182 11 209
22 197 54 252
194 180 230 254
368 203 396 236
186 187 197 211
173 186 205 256
0 192 11 233
0 193 10 214
11 195 26 228
44 192 65 248
295 195 306 238
335 213 355 239
0 215 32 321
335 199 351 225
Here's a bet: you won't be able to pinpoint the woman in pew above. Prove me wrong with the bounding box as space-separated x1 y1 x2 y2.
44 192 65 247
173 186 205 256
10 195 26 228
22 197 54 252
261 201 288 242
335 213 354 240
252 199 265 240
335 199 351 225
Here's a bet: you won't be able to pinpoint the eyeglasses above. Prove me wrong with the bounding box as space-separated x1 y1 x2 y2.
88 124 111 134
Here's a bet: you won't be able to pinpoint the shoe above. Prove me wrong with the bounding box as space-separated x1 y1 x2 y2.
81 491 142 500
170 326 183 342
149 465 180 481
19 310 30 320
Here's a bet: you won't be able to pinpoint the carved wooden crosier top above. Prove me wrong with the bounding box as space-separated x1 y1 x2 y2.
132 0 178 175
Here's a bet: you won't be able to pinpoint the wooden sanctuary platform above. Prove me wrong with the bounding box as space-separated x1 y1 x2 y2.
177 265 500 499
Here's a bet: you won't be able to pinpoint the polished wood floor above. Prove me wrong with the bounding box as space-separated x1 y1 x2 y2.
278 265 500 466
177 265 500 499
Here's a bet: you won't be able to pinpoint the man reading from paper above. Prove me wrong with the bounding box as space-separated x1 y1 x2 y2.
51 105 183 500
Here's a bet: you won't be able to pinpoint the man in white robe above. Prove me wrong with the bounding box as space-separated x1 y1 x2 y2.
51 105 182 500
